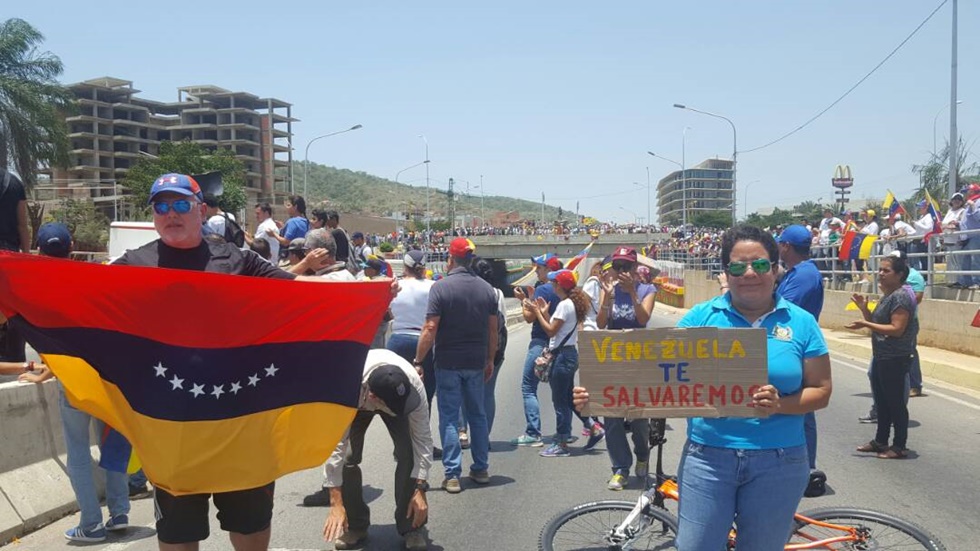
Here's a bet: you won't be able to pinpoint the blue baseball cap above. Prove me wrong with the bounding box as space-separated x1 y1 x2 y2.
147 173 203 204
36 222 72 258
531 253 557 267
777 225 812 248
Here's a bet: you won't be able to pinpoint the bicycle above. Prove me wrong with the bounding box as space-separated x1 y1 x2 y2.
539 419 946 550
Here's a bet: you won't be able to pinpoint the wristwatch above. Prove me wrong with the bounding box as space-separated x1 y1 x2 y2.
23 361 35 373
412 358 423 367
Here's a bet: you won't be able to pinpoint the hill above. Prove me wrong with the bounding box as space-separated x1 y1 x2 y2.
298 162 563 225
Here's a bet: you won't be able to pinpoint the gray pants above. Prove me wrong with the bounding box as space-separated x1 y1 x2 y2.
341 409 418 535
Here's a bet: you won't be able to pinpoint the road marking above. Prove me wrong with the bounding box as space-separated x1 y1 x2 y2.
833 356 980 412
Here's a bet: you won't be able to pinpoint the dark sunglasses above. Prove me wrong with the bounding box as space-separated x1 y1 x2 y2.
726 258 773 277
611 261 635 272
152 199 194 215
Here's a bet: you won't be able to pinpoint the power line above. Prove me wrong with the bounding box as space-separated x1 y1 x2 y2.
741 0 948 154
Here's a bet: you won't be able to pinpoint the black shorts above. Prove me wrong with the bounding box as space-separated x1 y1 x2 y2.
153 482 275 544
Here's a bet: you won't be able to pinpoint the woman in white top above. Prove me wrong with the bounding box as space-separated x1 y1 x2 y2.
532 269 590 458
386 250 436 406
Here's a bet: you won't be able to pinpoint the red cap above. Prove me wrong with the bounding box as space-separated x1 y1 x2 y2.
545 257 563 271
612 246 637 263
448 237 476 259
548 270 576 291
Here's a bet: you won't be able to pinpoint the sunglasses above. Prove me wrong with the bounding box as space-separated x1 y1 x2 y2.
611 261 635 272
152 199 195 215
726 258 773 277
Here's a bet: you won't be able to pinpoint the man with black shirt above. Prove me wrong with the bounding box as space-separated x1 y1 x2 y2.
0 168 30 363
323 209 354 268
112 173 334 551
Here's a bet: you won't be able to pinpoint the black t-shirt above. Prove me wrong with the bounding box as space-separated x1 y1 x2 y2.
426 267 499 370
113 238 296 280
331 227 351 262
0 170 27 250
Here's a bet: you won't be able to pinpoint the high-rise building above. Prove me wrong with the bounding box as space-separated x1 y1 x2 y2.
656 158 733 225
39 77 295 216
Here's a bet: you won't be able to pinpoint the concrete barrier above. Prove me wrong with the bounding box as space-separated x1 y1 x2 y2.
0 380 104 544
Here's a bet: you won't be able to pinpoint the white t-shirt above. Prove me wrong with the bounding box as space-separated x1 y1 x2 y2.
390 278 435 335
322 269 357 282
549 298 578 349
582 276 601 331
862 221 879 235
912 214 934 237
256 218 280 261
893 220 918 238
942 207 966 244
207 212 236 237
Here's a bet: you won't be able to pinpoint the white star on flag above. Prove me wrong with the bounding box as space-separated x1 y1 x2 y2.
248 374 261 387
211 385 224 399
190 383 205 398
154 362 167 378
265 364 279 377
230 382 242 394
169 375 184 390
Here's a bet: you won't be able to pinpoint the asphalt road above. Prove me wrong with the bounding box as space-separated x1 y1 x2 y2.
9 310 980 550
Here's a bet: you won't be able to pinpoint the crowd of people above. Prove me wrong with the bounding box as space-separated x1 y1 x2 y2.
0 165 956 550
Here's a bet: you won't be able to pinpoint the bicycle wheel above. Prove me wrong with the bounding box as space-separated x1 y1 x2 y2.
791 507 946 551
539 500 678 551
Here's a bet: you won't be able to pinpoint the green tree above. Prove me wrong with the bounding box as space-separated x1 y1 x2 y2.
121 141 248 216
689 211 733 230
0 18 73 186
51 198 109 252
911 137 980 204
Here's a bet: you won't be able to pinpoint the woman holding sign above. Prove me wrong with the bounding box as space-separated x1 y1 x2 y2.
575 226 832 551
596 246 657 491
531 269 590 458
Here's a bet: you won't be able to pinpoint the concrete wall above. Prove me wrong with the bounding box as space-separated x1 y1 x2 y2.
0 380 103 544
683 270 980 357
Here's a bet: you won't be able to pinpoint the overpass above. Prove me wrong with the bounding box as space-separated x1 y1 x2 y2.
470 233 667 259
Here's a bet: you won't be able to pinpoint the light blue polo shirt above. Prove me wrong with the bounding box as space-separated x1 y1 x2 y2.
677 294 828 449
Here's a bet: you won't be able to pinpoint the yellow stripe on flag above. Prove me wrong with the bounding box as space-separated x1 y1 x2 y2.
48 354 357 496
858 235 878 260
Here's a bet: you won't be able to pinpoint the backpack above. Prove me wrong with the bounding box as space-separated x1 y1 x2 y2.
222 213 246 248
494 289 508 365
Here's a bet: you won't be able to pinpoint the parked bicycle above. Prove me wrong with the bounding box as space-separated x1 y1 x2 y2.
539 419 946 550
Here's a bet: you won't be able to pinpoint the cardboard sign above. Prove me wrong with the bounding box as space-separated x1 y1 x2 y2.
580 327 769 419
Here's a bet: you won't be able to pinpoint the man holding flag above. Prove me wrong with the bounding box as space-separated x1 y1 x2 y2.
960 185 980 289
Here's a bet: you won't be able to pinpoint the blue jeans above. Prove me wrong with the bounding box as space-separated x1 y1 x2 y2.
386 333 435 410
959 235 980 286
803 412 817 470
520 339 548 437
676 441 809 551
129 469 147 488
548 347 578 441
460 356 503 435
435 368 489 479
59 387 130 530
603 417 650 475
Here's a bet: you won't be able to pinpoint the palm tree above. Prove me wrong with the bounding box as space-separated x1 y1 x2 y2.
911 136 980 204
0 18 73 187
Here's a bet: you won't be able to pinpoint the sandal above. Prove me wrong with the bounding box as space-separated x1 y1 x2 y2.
877 447 909 459
856 440 887 453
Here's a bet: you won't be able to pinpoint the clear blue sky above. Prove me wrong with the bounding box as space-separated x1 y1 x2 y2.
13 1 976 223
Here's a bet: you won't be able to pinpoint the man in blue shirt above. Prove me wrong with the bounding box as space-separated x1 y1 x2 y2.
511 253 562 446
777 225 827 497
266 195 310 258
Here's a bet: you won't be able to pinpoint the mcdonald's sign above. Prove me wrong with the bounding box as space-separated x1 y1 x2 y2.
832 165 854 189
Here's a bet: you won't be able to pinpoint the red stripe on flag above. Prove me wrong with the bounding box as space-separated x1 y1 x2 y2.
0 253 391 348
837 231 857 262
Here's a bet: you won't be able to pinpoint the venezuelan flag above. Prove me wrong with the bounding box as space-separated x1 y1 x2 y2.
837 231 877 262
98 426 141 474
0 253 391 495
923 190 944 241
883 190 906 222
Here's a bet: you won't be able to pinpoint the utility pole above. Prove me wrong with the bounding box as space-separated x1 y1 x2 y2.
447 177 455 231
541 192 545 230
948 0 959 197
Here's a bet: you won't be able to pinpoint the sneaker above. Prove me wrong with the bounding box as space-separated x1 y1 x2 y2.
405 529 428 551
909 387 923 397
128 483 152 499
511 434 544 447
584 426 606 451
65 525 107 543
581 426 592 438
469 470 491 484
561 434 580 444
858 413 878 424
459 429 470 449
635 460 649 480
333 529 368 550
539 443 570 457
607 473 628 491
105 514 129 532
804 470 827 498
302 487 331 507
442 477 462 493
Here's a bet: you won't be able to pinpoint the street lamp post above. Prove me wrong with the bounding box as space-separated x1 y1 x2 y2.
474 178 486 228
647 151 683 225
418 135 430 239
394 160 430 183
619 206 638 225
933 100 963 158
303 124 362 200
743 179 761 219
674 103 737 225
